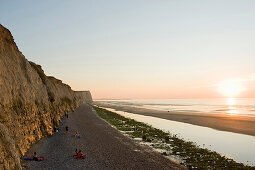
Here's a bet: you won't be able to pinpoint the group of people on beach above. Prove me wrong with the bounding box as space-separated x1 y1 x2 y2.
65 116 85 158
27 112 85 161
65 125 80 138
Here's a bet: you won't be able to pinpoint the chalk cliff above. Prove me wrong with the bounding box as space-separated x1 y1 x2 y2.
0 24 92 169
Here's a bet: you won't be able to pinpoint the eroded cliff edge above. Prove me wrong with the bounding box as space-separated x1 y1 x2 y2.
0 24 92 169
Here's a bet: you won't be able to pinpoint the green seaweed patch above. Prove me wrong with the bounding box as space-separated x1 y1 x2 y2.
93 106 255 169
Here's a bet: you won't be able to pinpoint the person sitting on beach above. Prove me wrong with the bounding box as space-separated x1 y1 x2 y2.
74 131 79 138
73 149 85 159
33 152 44 161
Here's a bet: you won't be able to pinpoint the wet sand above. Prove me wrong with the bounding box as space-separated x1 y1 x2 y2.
94 101 255 137
23 104 185 170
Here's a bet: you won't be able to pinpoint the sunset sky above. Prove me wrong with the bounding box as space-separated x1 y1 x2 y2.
1 0 255 99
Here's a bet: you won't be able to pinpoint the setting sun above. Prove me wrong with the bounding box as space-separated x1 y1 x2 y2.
218 80 245 97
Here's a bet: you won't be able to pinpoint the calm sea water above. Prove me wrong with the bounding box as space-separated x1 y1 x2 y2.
97 98 255 117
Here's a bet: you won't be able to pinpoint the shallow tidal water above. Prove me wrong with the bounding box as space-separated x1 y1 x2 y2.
103 107 255 166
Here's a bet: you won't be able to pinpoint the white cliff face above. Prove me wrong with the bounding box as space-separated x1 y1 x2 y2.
0 24 92 169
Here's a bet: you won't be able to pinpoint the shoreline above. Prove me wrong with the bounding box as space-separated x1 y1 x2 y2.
94 101 255 137
93 106 254 169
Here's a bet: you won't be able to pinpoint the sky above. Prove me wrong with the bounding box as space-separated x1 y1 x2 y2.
1 0 255 99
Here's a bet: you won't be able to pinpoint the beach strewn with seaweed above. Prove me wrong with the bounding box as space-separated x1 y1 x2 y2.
93 106 255 169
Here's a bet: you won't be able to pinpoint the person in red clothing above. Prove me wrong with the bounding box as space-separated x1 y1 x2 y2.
73 149 85 159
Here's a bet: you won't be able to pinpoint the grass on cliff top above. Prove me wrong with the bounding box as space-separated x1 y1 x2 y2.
92 106 255 170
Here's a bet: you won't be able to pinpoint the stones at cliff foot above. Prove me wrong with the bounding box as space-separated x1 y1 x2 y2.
0 24 92 169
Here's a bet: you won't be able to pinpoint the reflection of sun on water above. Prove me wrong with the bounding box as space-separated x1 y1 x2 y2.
218 79 245 116
226 106 237 115
226 98 237 116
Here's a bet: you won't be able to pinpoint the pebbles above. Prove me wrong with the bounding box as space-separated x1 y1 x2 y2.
23 104 185 170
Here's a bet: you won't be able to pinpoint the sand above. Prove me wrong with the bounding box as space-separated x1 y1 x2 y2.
23 104 185 170
94 101 255 137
